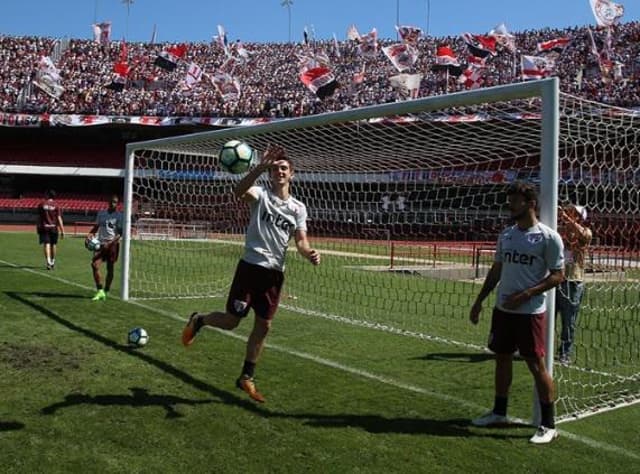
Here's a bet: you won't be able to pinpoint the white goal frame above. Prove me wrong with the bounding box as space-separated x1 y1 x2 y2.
122 77 560 400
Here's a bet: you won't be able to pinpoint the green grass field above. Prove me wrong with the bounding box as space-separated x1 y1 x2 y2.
1 232 639 473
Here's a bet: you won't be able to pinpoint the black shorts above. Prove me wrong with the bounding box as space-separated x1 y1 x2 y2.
226 260 284 320
38 230 59 245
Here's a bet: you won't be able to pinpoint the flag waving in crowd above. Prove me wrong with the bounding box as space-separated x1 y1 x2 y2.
521 55 555 80
92 22 111 45
590 0 625 27
396 25 422 45
154 44 188 71
383 43 418 72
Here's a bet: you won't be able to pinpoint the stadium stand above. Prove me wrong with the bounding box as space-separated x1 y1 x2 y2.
0 22 639 118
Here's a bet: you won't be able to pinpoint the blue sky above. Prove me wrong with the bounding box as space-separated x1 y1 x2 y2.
1 0 637 43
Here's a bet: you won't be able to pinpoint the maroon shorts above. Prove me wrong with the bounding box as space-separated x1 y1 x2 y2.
226 260 284 320
38 230 59 245
488 308 547 358
93 241 120 264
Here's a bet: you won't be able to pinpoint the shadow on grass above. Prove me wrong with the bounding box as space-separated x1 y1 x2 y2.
41 387 214 419
283 413 530 439
6 291 266 416
24 291 86 299
0 421 25 432
6 291 529 440
415 352 494 363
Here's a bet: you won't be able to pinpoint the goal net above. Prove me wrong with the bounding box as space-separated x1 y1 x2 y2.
123 79 639 421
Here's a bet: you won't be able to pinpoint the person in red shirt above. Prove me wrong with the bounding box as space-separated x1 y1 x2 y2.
36 189 65 270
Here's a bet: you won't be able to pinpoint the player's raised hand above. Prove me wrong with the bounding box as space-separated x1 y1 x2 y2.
261 144 286 169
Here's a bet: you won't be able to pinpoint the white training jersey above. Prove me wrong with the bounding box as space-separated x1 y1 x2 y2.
242 186 308 271
96 210 123 243
495 221 564 315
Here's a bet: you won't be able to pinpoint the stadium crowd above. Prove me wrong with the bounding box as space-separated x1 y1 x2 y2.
1 21 639 118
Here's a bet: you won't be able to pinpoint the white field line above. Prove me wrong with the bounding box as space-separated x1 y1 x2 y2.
1 259 639 460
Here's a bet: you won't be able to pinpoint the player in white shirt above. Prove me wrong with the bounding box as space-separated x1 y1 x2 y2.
469 182 564 444
87 195 123 301
182 144 320 403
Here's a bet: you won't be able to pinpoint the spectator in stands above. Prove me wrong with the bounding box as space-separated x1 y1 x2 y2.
2 22 639 119
36 189 64 270
86 195 123 301
556 204 592 364
469 182 564 444
181 144 320 403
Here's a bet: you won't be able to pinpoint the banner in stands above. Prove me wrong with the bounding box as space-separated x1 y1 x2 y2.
1 109 639 128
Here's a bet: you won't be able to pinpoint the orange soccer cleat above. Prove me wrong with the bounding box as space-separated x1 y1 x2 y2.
181 312 202 346
236 375 265 403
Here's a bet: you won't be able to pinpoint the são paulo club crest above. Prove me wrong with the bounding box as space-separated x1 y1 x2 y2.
527 233 544 244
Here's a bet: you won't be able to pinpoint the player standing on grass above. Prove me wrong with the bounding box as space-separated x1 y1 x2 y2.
469 181 564 444
37 189 65 270
182 144 320 403
87 195 123 301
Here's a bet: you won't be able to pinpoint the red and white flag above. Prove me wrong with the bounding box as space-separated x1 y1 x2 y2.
300 66 339 99
182 63 203 90
458 63 485 89
432 46 461 74
396 25 422 45
590 0 624 27
389 73 422 99
461 33 497 58
382 43 418 72
358 29 378 56
92 22 112 45
154 44 188 71
488 23 516 53
521 55 555 80
33 56 64 98
346 24 360 41
537 37 571 54
210 73 241 101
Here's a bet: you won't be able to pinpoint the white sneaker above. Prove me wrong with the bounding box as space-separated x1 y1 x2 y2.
529 426 558 444
471 411 508 427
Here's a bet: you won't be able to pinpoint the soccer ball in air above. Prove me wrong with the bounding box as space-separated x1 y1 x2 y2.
85 237 101 252
128 327 149 347
219 140 254 174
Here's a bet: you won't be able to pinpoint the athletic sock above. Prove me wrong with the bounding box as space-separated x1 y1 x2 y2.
493 396 508 416
242 360 256 378
540 402 555 428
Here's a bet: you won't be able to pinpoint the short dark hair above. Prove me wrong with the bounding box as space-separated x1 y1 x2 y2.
506 181 538 204
46 189 56 199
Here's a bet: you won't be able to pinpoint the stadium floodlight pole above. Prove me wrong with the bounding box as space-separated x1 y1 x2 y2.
426 0 431 36
281 0 293 43
122 0 134 39
396 0 400 40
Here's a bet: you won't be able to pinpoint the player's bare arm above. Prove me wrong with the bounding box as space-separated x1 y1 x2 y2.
233 144 285 201
470 262 502 324
295 229 320 265
502 268 565 310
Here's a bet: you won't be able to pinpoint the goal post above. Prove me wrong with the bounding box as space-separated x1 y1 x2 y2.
121 77 640 421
